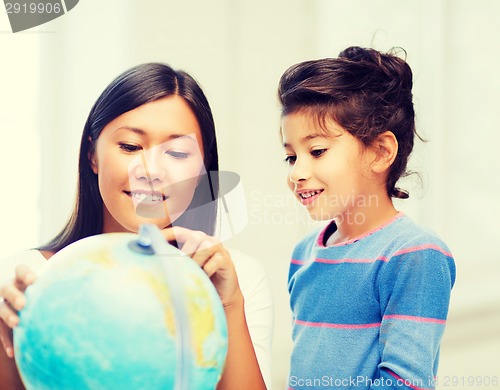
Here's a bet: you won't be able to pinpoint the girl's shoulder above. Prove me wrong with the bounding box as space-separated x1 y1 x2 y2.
379 216 455 284
388 214 452 253
291 213 453 258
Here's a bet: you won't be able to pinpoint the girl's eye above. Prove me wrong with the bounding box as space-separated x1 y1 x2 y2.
311 149 327 158
284 155 296 165
119 143 141 152
167 151 189 159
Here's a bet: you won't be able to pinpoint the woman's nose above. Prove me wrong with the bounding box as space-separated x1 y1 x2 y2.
131 148 167 184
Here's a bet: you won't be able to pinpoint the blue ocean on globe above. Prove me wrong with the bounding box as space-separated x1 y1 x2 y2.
14 229 228 390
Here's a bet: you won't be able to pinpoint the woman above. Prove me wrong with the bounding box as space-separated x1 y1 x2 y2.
0 63 272 389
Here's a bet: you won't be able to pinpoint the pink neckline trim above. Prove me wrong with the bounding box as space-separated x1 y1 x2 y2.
317 211 404 248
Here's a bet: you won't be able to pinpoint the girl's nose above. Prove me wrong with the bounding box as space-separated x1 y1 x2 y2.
288 158 310 185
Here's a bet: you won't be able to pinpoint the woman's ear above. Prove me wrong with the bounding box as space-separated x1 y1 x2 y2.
88 136 98 175
370 131 398 174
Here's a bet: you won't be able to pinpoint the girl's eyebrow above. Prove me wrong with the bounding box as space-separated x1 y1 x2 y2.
113 126 197 142
283 134 320 148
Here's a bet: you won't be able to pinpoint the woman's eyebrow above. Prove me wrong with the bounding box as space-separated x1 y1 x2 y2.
113 126 198 142
113 126 146 135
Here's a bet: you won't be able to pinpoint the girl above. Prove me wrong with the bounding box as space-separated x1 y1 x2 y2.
279 47 455 389
0 63 272 389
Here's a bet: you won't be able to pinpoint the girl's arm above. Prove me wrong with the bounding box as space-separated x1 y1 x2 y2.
374 243 455 389
162 227 267 390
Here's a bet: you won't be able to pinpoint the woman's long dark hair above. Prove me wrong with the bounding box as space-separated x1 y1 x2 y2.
39 63 219 253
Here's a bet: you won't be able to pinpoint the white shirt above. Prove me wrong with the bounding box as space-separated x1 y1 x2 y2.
0 248 274 388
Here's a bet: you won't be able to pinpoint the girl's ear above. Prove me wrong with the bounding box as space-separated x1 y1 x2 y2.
370 131 398 174
88 136 98 174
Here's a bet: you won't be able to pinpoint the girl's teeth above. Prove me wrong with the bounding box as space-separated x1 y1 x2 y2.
301 191 320 199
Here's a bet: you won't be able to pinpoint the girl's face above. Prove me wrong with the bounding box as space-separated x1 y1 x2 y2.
281 112 378 221
90 95 205 233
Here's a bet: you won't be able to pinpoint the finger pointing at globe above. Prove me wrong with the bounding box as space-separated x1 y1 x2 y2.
161 226 240 308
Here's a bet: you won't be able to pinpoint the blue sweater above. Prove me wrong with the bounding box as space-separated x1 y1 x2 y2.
288 213 455 390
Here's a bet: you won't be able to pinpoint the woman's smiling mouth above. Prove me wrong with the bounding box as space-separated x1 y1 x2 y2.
125 190 168 204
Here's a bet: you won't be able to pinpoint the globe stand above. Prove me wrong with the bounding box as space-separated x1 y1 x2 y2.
129 224 192 390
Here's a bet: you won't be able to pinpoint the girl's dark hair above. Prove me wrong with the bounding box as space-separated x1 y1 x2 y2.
278 46 418 199
39 63 219 253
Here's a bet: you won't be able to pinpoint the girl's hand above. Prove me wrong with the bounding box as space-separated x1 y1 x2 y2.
0 265 36 358
161 227 241 308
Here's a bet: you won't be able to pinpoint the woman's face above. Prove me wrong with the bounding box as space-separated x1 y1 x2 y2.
90 95 206 233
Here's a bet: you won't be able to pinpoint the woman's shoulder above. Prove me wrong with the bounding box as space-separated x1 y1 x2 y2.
227 248 268 283
0 249 47 284
0 249 47 265
226 248 273 303
225 248 273 389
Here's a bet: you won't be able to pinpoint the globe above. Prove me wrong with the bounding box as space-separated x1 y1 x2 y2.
13 226 228 390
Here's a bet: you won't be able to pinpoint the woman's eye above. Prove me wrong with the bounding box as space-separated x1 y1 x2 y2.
119 143 141 152
284 155 296 164
167 151 189 159
311 149 327 158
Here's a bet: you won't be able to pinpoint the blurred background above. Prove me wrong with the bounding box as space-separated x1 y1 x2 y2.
1 1 499 389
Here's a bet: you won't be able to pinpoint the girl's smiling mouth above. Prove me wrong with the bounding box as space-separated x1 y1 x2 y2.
295 189 324 205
